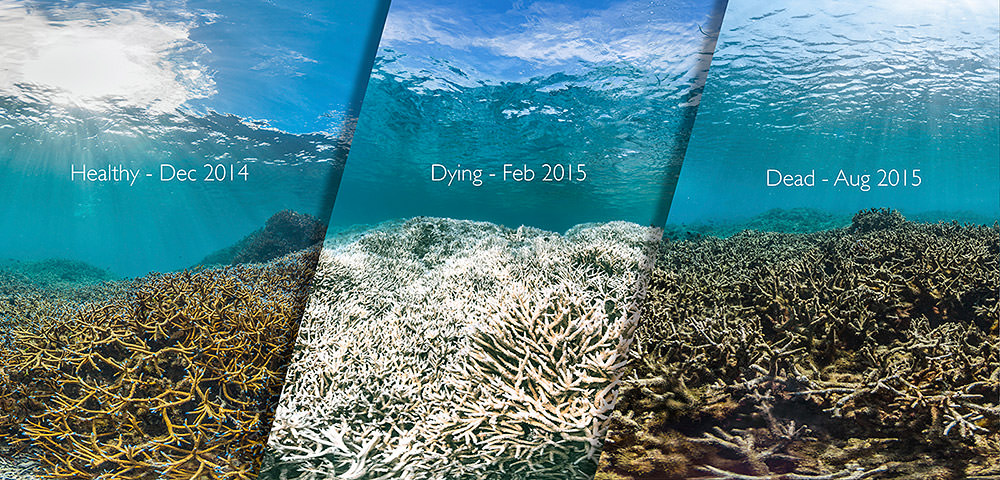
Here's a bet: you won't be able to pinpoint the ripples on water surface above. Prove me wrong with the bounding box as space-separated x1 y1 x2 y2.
329 0 727 232
670 0 999 227
0 0 387 276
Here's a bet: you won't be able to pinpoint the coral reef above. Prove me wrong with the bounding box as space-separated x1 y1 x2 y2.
0 258 117 289
200 210 327 266
742 208 850 235
846 207 906 234
0 448 38 480
596 209 999 480
661 208 852 241
263 217 659 480
0 248 318 479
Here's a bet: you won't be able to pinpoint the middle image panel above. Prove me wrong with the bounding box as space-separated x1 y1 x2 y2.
263 1 727 479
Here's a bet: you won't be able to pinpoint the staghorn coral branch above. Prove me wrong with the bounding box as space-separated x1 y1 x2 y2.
697 464 892 480
266 218 655 480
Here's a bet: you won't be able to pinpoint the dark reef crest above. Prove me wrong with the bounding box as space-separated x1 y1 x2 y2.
199 210 327 267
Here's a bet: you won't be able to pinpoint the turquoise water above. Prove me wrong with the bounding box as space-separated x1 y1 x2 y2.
0 0 388 277
329 0 728 233
6 0 991 280
670 0 999 228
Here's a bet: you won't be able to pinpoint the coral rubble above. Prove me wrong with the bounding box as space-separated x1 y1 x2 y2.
0 248 318 479
596 209 999 480
264 217 659 480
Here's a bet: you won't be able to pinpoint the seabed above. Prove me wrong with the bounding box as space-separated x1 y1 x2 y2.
596 209 999 480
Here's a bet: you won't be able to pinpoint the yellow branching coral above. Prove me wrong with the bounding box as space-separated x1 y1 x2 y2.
0 249 317 480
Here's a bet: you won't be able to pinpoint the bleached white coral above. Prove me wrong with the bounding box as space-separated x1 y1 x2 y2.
265 217 657 480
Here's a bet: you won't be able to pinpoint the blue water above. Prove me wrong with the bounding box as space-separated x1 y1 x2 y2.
0 0 388 277
329 0 727 233
670 0 1000 227
6 0 986 281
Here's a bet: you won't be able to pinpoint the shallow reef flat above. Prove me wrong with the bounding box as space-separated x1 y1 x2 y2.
264 217 659 480
0 247 320 479
662 208 853 241
0 258 118 290
596 209 999 480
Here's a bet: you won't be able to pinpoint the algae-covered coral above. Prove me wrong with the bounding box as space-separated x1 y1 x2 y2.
264 217 658 480
596 209 999 480
0 230 321 479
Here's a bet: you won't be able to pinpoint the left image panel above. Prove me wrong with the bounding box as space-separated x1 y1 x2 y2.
0 1 389 478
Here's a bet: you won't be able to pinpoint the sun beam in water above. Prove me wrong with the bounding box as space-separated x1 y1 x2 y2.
0 1 215 113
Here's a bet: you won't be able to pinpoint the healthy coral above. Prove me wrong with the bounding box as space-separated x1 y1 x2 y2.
0 259 117 289
0 249 318 479
200 210 327 267
596 210 999 480
263 217 659 480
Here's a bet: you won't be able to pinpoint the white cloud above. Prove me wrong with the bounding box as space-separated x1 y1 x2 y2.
0 1 215 112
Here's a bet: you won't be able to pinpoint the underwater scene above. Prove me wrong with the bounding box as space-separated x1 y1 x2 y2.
323 0 727 231
596 2 999 480
263 1 727 479
0 0 388 478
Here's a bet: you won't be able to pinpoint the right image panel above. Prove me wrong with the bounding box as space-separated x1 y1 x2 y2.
597 1 999 480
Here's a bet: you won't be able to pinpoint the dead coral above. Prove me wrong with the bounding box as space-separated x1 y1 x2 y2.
0 248 318 479
847 208 906 234
264 217 658 480
597 211 998 480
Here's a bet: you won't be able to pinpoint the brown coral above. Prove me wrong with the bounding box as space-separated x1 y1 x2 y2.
199 210 327 266
597 212 999 480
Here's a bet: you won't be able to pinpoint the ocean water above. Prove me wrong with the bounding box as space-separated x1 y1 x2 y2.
266 1 731 478
0 0 388 277
594 4 1000 478
329 0 728 233
669 0 999 228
